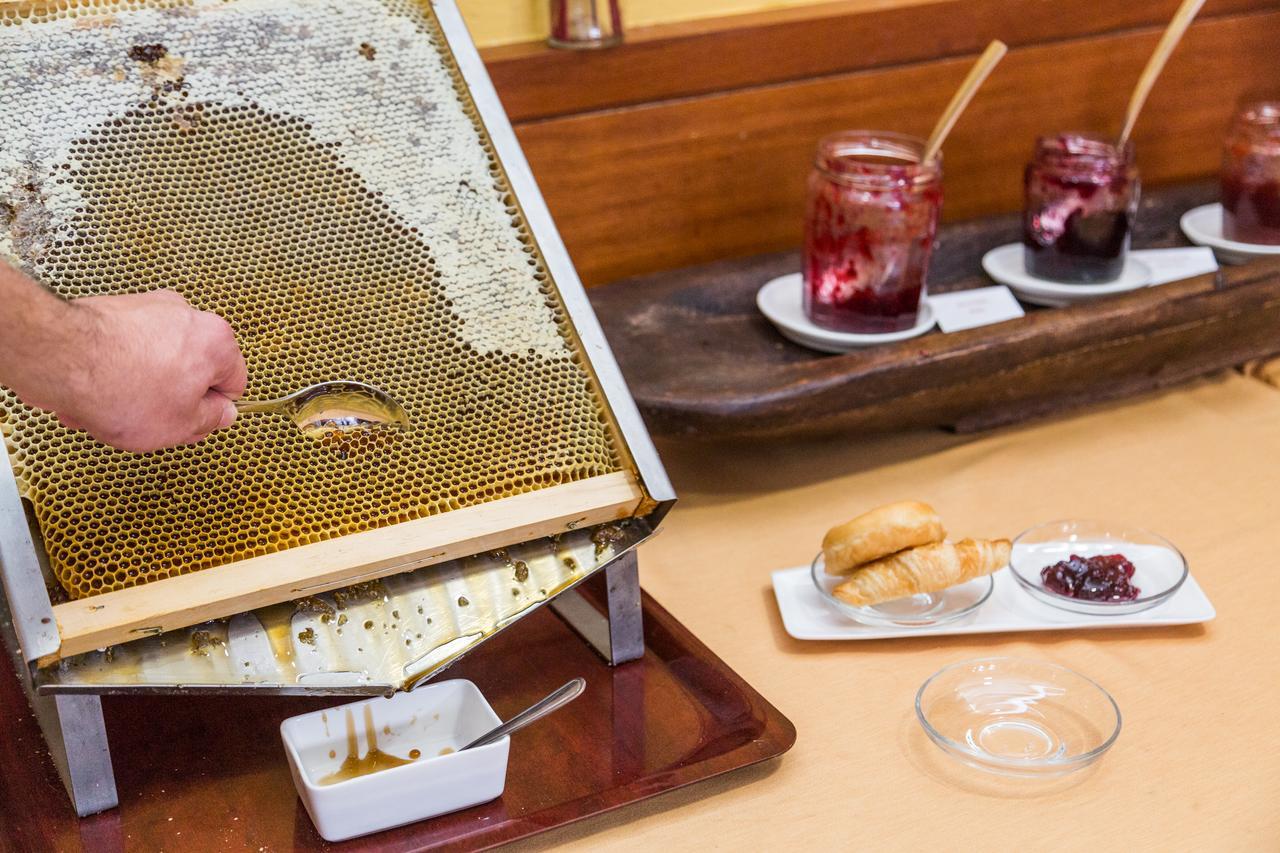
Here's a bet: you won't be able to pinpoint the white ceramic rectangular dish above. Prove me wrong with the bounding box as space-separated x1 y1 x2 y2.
280 678 508 842
772 565 1215 641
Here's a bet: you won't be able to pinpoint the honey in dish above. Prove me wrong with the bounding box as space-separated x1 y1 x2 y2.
319 705 420 786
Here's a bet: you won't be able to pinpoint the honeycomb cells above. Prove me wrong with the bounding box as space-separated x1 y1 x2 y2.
0 0 624 599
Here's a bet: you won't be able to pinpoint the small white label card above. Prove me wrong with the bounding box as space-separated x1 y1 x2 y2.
929 285 1025 333
1131 247 1219 285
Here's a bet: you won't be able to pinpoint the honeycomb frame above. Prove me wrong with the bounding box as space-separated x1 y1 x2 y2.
0 0 645 624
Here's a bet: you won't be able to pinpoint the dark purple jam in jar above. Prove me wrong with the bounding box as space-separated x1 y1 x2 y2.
803 132 942 334
1222 101 1280 245
1023 134 1139 284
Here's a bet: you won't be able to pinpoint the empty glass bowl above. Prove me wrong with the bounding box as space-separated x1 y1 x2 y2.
810 553 993 628
915 657 1121 777
1010 519 1188 615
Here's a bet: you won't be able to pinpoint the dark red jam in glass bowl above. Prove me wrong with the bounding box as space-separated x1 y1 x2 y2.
1023 134 1140 284
1222 101 1280 245
1041 553 1141 602
802 132 942 334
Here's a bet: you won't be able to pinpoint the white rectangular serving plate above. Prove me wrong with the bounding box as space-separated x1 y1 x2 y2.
772 566 1215 641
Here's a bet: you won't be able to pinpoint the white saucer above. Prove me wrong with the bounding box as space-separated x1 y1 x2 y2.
1180 203 1280 265
981 243 1152 307
756 273 936 353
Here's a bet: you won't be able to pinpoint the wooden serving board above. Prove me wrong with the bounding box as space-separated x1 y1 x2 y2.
589 182 1280 439
0 575 795 851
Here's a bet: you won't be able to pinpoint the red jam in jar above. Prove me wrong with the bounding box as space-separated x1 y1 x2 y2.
802 132 942 334
1222 101 1280 245
1023 134 1139 284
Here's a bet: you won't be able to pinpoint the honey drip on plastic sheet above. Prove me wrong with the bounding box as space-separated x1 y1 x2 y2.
320 705 415 785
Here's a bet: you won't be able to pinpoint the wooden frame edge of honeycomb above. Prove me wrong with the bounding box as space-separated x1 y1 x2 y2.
41 470 644 664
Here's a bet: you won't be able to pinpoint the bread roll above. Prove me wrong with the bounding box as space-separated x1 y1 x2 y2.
832 538 1011 607
822 501 945 575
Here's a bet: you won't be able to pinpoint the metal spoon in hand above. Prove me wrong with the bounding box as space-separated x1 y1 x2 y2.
234 381 410 439
461 678 586 751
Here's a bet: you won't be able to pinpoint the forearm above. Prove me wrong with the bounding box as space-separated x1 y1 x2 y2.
0 261 93 408
1 272 246 451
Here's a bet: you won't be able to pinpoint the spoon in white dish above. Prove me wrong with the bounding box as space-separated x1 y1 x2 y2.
461 678 586 751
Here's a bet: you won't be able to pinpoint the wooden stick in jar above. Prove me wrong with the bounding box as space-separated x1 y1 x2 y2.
922 40 1008 164
1117 0 1207 147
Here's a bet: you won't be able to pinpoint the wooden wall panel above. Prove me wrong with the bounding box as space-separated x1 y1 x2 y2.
486 0 1279 122
508 11 1280 285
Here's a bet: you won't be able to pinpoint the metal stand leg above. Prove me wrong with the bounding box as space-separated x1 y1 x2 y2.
0 457 119 816
37 693 118 817
603 551 643 664
551 549 644 665
0 587 118 817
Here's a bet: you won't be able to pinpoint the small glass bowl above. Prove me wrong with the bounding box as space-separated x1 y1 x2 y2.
915 657 1121 777
1010 520 1188 615
811 553 993 628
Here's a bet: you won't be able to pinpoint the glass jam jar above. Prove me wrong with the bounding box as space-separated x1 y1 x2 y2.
1023 134 1139 283
1222 101 1280 245
802 132 942 334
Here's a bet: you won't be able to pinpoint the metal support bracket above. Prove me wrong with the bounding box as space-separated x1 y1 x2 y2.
550 549 644 665
0 583 118 817
0 448 118 816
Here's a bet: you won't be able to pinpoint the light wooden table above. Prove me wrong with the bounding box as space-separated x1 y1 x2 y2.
517 372 1280 851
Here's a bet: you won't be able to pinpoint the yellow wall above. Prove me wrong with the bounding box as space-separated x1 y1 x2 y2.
457 0 838 48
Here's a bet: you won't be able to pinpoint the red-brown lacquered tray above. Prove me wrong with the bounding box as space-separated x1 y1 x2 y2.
0 582 795 851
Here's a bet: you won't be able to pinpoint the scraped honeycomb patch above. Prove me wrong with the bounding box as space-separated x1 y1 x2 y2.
0 0 624 599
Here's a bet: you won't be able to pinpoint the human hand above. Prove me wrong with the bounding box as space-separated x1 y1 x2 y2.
17 290 247 453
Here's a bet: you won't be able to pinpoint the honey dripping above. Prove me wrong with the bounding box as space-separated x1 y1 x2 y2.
319 705 418 785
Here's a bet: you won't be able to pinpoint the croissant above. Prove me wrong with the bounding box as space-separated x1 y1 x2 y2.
832 538 1011 607
822 501 945 575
